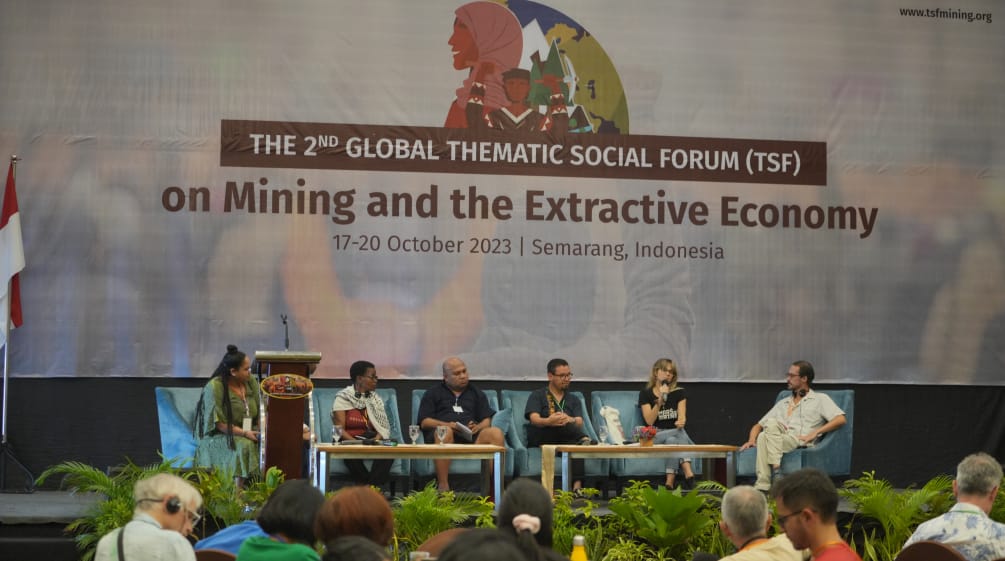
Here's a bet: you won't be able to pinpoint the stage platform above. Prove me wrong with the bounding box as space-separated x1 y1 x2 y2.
0 490 98 561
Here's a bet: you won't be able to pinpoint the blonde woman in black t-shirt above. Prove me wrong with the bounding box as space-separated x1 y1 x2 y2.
638 358 696 489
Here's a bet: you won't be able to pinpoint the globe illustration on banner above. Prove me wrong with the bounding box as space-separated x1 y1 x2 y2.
473 0 629 134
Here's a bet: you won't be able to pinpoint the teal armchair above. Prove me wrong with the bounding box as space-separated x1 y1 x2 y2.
155 387 202 468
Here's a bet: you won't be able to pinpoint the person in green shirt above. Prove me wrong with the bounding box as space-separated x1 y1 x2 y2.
194 344 262 484
236 479 325 561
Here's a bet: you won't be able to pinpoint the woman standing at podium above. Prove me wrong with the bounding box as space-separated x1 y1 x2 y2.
331 360 393 486
194 344 262 484
639 358 696 490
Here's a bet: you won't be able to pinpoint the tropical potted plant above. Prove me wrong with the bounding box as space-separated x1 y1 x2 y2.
36 458 191 561
839 471 954 561
390 483 494 556
607 480 719 560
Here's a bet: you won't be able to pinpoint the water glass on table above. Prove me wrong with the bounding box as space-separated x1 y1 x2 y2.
435 425 449 445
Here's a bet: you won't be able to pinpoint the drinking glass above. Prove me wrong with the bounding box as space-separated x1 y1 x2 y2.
331 424 343 444
435 425 449 445
408 424 421 445
597 426 609 445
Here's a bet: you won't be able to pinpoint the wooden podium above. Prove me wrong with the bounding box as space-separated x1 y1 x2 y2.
255 350 321 480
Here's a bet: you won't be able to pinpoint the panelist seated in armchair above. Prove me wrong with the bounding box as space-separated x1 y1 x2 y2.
194 344 261 485
639 358 696 490
739 360 846 492
525 358 592 494
331 360 393 486
417 356 505 492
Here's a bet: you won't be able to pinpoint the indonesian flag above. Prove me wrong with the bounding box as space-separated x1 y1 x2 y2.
0 161 24 349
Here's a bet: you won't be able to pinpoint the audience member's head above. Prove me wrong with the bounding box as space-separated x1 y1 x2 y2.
416 528 469 558
322 535 392 561
256 479 326 545
770 468 839 550
438 529 530 561
720 485 769 547
498 478 554 550
133 473 203 537
955 452 1003 512
314 485 395 547
770 468 838 523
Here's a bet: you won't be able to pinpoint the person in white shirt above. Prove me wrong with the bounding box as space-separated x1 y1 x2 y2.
903 452 1005 561
717 485 806 561
739 361 847 491
95 473 202 561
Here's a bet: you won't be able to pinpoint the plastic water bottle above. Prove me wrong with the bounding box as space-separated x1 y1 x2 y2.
570 535 588 561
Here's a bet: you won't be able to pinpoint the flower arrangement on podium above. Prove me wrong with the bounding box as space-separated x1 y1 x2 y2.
633 425 658 446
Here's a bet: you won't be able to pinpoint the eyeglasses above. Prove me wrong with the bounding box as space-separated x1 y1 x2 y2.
550 373 573 379
776 508 813 526
184 507 201 526
775 509 798 526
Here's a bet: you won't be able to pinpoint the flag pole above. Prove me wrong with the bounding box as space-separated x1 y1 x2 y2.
0 154 33 493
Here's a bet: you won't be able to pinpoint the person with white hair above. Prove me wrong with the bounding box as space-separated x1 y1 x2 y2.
717 485 804 561
903 452 1005 561
95 473 203 561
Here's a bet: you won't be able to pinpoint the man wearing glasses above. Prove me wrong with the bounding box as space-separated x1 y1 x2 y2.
739 360 847 492
96 473 203 561
771 468 861 561
715 485 804 561
525 358 592 494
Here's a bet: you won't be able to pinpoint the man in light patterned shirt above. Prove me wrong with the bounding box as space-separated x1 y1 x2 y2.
903 452 1005 561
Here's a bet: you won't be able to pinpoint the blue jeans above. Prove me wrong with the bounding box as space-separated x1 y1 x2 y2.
654 427 695 473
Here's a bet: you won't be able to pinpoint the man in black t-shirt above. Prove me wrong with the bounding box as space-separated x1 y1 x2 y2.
524 358 591 492
417 357 505 492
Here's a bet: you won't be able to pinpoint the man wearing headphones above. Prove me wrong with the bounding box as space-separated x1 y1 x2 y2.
739 360 847 492
96 473 203 561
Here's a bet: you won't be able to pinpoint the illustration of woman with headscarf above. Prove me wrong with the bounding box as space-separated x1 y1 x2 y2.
445 1 523 128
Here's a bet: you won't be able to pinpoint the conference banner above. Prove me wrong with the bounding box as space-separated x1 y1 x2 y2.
0 0 1000 384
